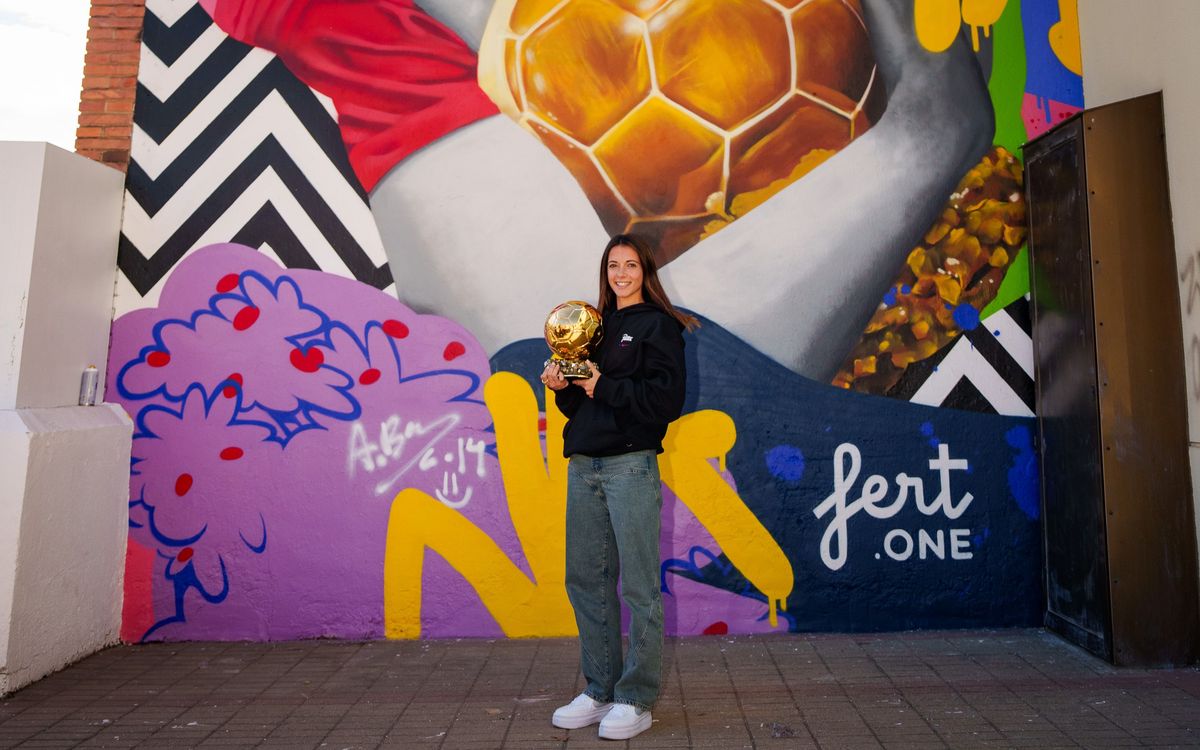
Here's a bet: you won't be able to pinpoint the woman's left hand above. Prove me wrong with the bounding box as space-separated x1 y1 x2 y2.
577 362 601 398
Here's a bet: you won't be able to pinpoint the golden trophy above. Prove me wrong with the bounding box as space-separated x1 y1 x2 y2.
544 301 603 379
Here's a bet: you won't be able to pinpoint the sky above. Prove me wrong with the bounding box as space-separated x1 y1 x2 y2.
0 0 93 151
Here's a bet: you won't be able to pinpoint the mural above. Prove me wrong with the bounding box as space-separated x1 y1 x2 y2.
111 0 1083 641
114 244 794 640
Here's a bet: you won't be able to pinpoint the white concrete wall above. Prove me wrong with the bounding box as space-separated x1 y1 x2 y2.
0 412 31 696
0 143 130 696
1078 0 1200 598
0 142 125 409
0 406 132 696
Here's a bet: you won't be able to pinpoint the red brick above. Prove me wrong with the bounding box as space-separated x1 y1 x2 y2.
85 138 130 149
86 40 126 52
81 87 125 100
85 113 132 126
101 149 130 165
90 4 145 19
83 63 139 77
89 16 142 28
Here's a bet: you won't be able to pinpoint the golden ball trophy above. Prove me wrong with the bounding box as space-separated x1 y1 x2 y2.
544 301 603 379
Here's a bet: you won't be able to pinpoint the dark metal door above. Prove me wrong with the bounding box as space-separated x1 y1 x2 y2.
1024 118 1112 660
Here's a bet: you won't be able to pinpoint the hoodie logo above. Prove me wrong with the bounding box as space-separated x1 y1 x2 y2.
620 333 634 348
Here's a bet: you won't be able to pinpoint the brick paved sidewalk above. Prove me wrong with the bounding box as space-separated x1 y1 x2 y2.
2 629 1198 749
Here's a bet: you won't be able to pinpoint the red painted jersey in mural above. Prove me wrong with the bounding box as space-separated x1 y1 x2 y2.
207 0 497 192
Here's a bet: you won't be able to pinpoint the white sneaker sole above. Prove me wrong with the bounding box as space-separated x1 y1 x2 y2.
551 705 612 729
598 711 652 740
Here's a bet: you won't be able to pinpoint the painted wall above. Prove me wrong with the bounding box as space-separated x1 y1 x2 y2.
1077 0 1200 605
110 0 1082 641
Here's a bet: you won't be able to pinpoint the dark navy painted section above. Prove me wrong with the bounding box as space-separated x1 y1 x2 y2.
494 315 1043 632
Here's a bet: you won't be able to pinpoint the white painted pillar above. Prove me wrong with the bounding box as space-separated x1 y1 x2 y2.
0 142 131 696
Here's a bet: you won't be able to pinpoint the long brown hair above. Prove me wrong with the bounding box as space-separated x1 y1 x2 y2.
597 233 699 331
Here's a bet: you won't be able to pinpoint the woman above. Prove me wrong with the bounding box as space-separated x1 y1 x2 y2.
540 234 697 740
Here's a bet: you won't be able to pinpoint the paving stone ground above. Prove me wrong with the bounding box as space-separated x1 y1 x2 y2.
1 629 1198 749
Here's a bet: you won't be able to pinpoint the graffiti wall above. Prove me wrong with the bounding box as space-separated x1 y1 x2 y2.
112 0 1083 641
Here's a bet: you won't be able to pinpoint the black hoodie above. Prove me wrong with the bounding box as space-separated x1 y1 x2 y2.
554 302 686 457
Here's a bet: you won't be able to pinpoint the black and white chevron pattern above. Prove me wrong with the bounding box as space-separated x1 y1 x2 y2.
890 297 1035 417
119 0 390 312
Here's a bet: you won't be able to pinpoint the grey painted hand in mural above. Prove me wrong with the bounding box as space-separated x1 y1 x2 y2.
373 0 993 380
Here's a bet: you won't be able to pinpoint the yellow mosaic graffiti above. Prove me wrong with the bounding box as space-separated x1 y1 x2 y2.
383 371 794 639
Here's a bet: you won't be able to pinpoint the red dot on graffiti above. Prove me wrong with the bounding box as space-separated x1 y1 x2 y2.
702 621 729 636
175 473 193 496
147 350 170 368
232 306 260 331
219 447 244 461
215 273 240 293
359 368 381 385
222 372 243 398
289 347 324 373
383 319 409 339
177 547 194 563
443 341 466 361
538 417 547 432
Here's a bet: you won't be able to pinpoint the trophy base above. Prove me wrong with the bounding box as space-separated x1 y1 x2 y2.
544 358 593 379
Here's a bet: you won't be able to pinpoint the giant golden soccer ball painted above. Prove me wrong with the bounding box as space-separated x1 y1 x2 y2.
479 0 884 265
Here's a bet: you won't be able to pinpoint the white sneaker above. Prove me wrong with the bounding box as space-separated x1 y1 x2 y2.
598 703 652 740
551 692 613 729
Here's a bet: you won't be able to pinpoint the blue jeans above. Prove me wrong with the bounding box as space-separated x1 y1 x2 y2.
565 450 664 711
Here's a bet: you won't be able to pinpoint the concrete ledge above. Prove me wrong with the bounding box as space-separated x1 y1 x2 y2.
0 404 132 696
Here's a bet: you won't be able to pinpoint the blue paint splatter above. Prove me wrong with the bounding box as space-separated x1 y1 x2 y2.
882 287 898 306
952 304 981 331
1005 425 1040 520
972 527 991 548
766 445 805 482
920 422 935 437
993 329 1002 337
900 284 912 294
